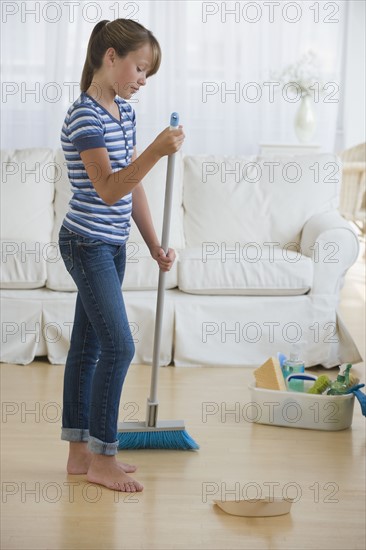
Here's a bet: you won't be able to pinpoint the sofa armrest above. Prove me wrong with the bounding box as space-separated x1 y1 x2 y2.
300 211 360 295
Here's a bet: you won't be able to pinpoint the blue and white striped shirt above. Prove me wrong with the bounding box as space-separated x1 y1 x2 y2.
60 91 136 244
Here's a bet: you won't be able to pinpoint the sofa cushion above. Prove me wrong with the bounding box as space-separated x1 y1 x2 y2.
122 242 178 290
46 149 180 291
178 247 313 295
128 150 185 250
0 240 47 289
46 148 77 291
183 153 340 249
0 149 55 289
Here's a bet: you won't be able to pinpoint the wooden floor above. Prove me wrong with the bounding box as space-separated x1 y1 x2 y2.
1 244 365 550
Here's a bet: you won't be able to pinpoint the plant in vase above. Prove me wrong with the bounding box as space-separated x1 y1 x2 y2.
270 50 330 143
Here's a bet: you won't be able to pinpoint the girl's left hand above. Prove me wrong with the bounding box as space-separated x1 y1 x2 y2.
150 246 176 272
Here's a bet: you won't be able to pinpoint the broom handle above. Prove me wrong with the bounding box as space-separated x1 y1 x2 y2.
149 113 179 406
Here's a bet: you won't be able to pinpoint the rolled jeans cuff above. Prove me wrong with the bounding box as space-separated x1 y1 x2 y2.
88 435 119 456
61 427 90 442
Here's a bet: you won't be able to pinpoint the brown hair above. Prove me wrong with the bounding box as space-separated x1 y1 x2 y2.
80 19 161 92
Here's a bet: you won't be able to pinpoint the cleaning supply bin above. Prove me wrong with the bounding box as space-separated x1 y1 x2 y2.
248 382 355 431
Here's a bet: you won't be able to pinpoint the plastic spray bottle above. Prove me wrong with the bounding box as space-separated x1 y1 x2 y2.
282 343 305 391
327 364 352 395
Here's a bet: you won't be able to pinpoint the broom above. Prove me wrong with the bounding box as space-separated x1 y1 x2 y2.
117 113 199 450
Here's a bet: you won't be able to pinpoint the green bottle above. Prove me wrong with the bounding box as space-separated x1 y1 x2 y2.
327 364 352 395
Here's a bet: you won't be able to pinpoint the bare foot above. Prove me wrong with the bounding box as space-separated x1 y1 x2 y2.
67 442 137 475
87 454 144 492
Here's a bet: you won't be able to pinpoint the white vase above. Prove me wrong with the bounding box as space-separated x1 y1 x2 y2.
294 95 316 143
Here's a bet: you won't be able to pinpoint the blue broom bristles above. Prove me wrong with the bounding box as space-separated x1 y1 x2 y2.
117 429 199 450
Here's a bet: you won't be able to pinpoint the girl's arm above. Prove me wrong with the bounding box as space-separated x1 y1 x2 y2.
80 127 184 206
131 147 175 272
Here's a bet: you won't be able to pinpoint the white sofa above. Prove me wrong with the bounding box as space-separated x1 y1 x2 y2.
0 148 362 368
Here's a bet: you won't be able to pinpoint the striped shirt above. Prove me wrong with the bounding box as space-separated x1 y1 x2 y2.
60 91 136 244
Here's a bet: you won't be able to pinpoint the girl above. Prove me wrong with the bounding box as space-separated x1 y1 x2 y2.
59 18 185 493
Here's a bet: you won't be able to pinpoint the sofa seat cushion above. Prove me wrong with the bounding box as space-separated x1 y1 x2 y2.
46 239 178 292
178 247 313 295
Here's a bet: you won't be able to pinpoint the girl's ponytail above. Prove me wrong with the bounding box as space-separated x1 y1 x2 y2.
80 20 110 92
80 19 161 93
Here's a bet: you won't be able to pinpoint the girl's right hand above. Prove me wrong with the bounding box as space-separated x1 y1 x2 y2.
151 125 185 158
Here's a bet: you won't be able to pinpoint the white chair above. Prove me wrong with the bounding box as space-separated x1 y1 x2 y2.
339 143 366 235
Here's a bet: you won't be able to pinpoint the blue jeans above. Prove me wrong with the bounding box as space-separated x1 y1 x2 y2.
58 224 135 455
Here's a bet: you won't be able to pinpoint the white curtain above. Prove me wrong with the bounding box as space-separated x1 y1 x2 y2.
1 0 348 155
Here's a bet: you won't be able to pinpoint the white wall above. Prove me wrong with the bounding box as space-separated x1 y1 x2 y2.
343 0 366 150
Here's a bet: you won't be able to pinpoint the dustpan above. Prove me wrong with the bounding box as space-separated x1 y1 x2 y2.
214 497 294 517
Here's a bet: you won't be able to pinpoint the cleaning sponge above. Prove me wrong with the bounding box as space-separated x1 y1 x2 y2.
253 357 287 391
